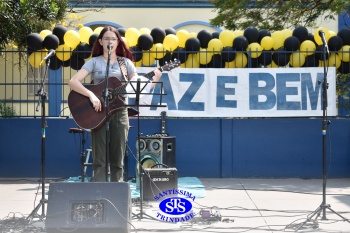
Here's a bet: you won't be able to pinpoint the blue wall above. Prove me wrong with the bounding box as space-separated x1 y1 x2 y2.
0 118 349 179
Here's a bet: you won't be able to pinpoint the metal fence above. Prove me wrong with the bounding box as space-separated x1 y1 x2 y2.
1 48 350 117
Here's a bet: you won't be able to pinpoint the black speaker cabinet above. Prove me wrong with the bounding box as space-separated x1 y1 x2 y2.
142 168 178 201
137 136 176 169
46 182 131 233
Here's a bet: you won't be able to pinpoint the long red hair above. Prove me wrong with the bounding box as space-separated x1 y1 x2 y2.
91 26 134 61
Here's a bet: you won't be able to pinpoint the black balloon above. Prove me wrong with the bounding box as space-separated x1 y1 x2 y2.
27 33 43 51
315 45 330 61
130 46 143 62
328 36 343 52
248 57 260 68
293 26 309 43
284 36 300 52
138 34 154 50
337 28 350 46
258 29 271 43
233 36 248 51
207 54 224 68
43 34 59 50
151 27 166 44
158 51 173 66
303 54 319 67
272 48 290 66
52 25 68 45
69 54 85 70
74 43 92 59
259 50 273 66
197 30 212 48
185 37 201 54
244 26 259 44
307 33 316 44
212 31 220 39
338 61 350 74
48 55 63 70
172 47 188 64
165 28 176 35
117 28 126 37
89 33 99 46
221 46 236 62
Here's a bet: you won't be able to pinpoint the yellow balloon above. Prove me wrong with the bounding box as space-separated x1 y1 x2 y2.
39 30 52 39
94 27 103 35
233 30 244 37
338 45 350 62
176 30 190 48
266 60 279 68
329 30 337 38
233 52 247 68
163 34 179 52
328 53 341 68
150 43 166 59
189 32 197 38
185 53 200 68
64 30 81 49
125 28 140 47
248 43 262 58
260 36 274 50
142 51 155 66
207 38 223 54
271 31 285 50
282 29 293 39
78 26 93 44
56 44 72 61
225 61 236 68
314 27 330 45
300 40 316 56
139 28 151 35
29 51 47 68
219 30 235 47
289 52 305 67
199 48 213 65
133 60 143 67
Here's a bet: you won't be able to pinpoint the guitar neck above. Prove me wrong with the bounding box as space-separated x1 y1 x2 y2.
143 67 162 80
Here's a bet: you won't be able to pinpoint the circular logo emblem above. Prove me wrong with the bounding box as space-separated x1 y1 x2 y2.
159 197 192 215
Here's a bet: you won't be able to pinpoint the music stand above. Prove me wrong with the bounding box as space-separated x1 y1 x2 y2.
127 77 166 220
286 33 350 231
26 56 51 221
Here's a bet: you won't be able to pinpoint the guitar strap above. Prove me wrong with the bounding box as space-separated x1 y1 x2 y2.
117 56 128 82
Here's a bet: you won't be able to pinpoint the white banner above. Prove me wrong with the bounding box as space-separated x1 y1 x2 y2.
130 67 337 117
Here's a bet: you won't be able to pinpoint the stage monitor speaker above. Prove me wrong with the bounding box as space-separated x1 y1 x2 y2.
46 182 131 233
137 136 176 169
142 168 178 201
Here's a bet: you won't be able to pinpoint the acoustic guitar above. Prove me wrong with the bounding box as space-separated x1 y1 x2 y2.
68 59 180 130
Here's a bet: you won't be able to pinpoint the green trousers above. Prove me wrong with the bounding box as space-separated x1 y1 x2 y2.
91 109 129 182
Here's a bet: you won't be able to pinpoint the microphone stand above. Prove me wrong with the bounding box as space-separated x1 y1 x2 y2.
286 33 350 231
103 46 112 182
26 56 51 221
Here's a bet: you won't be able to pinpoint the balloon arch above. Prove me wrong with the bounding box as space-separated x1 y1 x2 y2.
26 25 350 74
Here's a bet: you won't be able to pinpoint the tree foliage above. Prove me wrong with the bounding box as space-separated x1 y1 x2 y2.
210 0 350 31
0 0 68 50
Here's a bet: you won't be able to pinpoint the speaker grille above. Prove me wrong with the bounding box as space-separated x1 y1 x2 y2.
46 182 131 233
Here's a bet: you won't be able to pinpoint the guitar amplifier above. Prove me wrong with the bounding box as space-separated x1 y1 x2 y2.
142 168 178 201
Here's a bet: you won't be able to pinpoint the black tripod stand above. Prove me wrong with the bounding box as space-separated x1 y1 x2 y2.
127 77 166 220
286 31 350 231
26 55 53 221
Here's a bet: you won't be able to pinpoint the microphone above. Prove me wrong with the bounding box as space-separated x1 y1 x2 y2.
43 49 55 60
318 30 329 54
107 45 113 50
